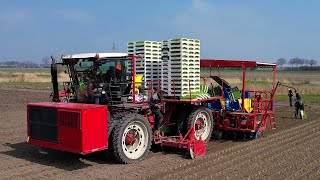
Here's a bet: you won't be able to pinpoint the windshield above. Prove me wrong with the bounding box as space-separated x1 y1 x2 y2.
73 58 132 83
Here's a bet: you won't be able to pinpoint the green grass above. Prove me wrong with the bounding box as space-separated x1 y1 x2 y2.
275 94 320 103
0 68 50 73
247 81 272 86
0 82 53 89
36 74 51 78
276 69 320 74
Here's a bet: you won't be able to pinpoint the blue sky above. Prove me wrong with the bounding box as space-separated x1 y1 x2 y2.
0 0 319 63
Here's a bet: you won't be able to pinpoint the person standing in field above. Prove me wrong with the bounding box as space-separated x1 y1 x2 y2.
288 89 293 107
294 93 305 119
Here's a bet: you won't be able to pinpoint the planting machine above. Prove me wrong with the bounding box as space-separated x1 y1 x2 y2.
27 52 278 164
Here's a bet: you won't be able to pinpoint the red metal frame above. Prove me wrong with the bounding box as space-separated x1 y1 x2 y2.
149 59 277 138
200 59 276 68
153 127 205 158
201 59 277 134
131 56 136 103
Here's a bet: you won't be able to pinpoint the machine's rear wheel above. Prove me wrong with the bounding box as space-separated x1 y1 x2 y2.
187 107 213 142
60 97 69 103
213 128 224 140
109 113 152 164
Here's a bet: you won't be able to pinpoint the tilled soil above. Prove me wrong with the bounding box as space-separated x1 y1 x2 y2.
0 87 319 179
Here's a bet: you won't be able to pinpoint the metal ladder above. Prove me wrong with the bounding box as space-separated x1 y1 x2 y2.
108 85 122 105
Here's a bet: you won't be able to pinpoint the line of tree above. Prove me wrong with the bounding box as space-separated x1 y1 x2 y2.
0 60 40 68
0 56 54 68
276 58 318 69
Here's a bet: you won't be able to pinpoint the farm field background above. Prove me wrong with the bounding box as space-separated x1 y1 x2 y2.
0 68 319 179
0 86 319 179
0 68 319 102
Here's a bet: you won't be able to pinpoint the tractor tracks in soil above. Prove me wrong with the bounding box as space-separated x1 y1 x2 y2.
0 86 51 94
147 120 320 179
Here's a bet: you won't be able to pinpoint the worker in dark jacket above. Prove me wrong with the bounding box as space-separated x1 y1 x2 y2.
288 89 293 107
294 93 304 119
149 87 163 135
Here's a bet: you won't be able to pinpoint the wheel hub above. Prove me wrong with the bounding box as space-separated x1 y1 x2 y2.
193 111 212 141
195 121 204 130
125 133 136 145
195 113 207 135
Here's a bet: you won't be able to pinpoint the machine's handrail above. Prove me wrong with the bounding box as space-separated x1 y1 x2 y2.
245 90 273 113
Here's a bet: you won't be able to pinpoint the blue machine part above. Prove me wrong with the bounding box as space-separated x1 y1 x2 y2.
230 101 240 110
225 98 231 110
245 91 250 98
211 100 222 109
209 88 250 111
207 102 212 109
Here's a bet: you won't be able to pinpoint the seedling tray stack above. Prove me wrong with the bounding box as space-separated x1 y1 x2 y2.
127 41 162 87
161 38 201 97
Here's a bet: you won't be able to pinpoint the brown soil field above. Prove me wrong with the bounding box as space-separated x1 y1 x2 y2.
0 87 319 179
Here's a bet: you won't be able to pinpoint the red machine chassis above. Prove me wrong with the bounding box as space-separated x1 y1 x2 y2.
27 57 277 161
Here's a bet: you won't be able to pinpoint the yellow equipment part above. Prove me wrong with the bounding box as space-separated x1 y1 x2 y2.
220 98 226 109
238 98 253 113
135 75 143 94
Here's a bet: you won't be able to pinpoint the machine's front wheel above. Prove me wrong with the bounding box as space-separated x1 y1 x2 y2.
187 107 213 142
109 113 152 164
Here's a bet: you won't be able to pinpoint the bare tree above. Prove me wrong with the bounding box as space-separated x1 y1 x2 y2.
297 58 304 68
304 59 310 66
288 58 296 70
309 59 318 67
276 58 287 69
289 57 303 68
42 56 51 68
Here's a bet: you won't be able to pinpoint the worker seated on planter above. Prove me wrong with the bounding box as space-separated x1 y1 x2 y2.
136 86 147 102
149 87 163 135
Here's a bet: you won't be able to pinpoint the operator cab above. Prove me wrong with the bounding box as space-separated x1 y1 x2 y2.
59 53 134 105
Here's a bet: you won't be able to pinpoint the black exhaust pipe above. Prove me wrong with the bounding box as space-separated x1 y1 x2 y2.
51 56 59 102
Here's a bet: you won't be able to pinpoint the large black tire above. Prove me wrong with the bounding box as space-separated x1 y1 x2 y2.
212 128 224 140
108 112 114 137
108 112 128 137
176 104 193 132
186 107 213 142
104 112 127 160
109 113 152 164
